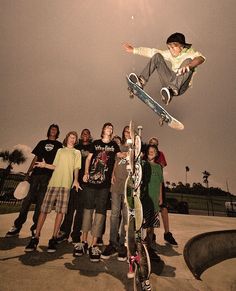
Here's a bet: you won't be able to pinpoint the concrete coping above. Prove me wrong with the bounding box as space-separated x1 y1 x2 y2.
183 229 236 279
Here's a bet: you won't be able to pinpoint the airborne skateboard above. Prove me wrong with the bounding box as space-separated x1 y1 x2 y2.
125 121 151 291
126 73 184 130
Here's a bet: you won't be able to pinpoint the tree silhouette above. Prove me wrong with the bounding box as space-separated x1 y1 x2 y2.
185 166 190 185
0 149 26 193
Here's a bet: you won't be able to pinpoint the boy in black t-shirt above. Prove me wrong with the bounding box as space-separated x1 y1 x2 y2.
5 124 62 238
73 123 125 262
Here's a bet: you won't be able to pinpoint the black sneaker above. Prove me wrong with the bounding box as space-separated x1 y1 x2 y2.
25 237 39 252
148 248 161 262
56 231 68 244
47 237 57 253
96 237 104 246
160 87 173 105
73 241 88 257
72 237 80 245
164 232 178 246
101 244 118 259
5 226 20 237
141 279 152 291
89 245 101 262
117 244 127 262
129 73 144 89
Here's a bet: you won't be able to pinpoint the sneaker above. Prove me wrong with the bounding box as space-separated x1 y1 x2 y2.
164 232 178 246
96 237 104 246
160 87 173 105
5 226 20 237
89 245 101 262
25 237 39 252
148 248 161 262
117 244 127 262
72 238 81 245
141 279 152 291
56 231 68 244
73 241 88 257
101 243 118 259
129 73 145 89
47 237 57 253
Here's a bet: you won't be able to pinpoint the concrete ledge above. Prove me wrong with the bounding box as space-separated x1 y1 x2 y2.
183 229 236 279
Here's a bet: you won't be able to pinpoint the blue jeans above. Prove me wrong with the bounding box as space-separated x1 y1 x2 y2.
110 191 127 247
60 187 85 241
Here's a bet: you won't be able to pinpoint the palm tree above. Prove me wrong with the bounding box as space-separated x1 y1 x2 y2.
185 166 190 185
202 170 210 188
202 170 214 216
0 149 26 193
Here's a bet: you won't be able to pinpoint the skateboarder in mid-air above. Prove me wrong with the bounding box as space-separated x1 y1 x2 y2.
123 32 205 105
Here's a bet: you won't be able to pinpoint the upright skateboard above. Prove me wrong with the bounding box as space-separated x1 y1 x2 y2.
126 73 184 130
125 121 151 291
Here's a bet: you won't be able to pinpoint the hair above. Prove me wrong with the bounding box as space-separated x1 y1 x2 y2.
148 137 159 146
100 122 113 138
121 125 129 144
63 131 78 146
47 124 60 139
78 128 93 144
145 144 160 163
80 128 91 137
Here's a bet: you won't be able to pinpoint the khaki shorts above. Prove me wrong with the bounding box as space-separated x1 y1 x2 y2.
41 187 70 214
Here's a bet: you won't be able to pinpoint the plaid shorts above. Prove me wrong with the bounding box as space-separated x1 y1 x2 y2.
41 187 70 214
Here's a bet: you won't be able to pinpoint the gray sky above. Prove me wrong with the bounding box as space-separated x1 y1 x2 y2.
1 0 236 194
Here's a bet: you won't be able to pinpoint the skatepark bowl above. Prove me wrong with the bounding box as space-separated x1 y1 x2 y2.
184 229 236 279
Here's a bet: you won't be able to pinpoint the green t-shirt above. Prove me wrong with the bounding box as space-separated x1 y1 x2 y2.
48 147 81 188
141 161 163 211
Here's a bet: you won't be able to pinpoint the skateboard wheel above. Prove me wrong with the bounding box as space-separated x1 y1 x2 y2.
159 118 164 126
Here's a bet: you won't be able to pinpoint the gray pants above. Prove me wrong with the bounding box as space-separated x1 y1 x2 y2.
140 53 193 96
109 191 127 247
81 187 109 238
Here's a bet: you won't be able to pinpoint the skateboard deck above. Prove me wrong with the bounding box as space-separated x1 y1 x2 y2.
126 74 184 130
125 121 152 291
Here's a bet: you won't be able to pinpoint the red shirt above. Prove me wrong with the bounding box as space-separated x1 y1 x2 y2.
156 150 167 168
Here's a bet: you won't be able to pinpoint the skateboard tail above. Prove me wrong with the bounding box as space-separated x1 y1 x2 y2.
168 118 184 130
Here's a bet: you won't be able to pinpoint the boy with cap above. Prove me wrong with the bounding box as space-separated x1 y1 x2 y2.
123 32 205 105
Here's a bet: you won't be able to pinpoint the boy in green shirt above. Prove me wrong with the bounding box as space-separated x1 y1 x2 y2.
25 131 81 253
141 144 163 261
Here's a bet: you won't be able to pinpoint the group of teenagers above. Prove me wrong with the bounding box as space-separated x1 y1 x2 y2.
5 30 206 270
6 122 177 268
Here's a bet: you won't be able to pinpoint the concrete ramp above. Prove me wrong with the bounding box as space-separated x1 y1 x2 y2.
183 229 236 279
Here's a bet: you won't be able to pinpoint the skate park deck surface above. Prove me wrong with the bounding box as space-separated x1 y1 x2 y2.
0 212 235 291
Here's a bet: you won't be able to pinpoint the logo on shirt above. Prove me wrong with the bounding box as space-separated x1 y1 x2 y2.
45 144 54 151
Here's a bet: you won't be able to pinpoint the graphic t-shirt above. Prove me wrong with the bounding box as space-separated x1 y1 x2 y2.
87 139 120 189
32 139 63 176
75 142 93 183
48 147 81 188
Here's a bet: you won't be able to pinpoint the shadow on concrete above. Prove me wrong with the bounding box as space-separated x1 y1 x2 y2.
0 236 31 250
152 242 181 257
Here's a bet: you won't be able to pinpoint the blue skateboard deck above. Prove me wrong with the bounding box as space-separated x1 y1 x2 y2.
126 74 184 130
